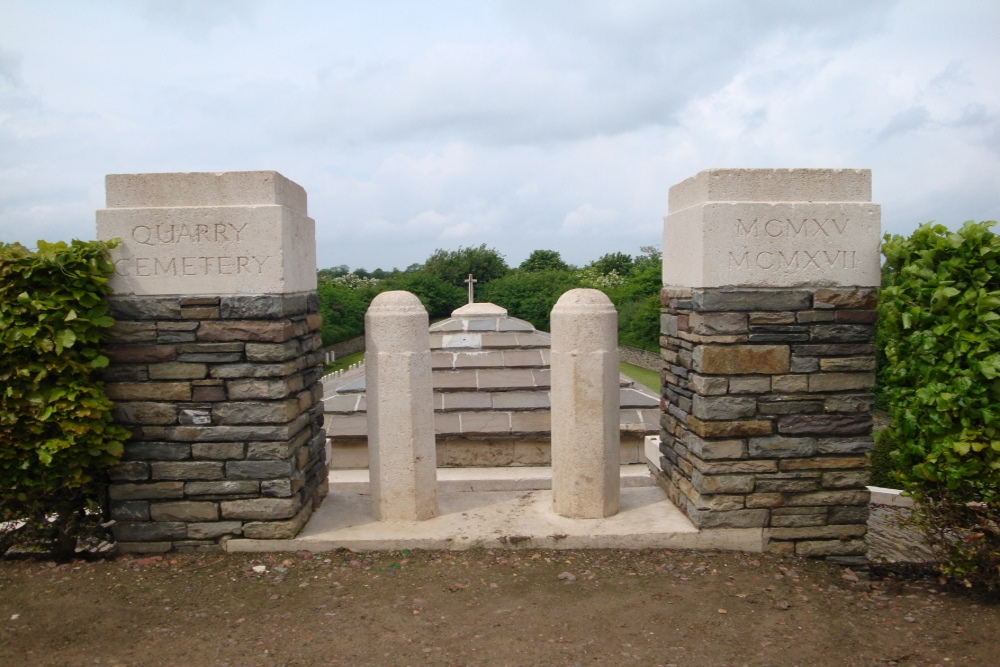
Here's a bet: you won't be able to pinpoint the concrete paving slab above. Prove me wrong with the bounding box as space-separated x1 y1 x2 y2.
226 466 765 554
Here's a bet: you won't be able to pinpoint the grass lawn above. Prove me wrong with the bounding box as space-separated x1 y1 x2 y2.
323 350 365 374
620 361 659 392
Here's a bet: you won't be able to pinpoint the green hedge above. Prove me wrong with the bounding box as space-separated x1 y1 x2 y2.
877 221 999 589
0 240 128 558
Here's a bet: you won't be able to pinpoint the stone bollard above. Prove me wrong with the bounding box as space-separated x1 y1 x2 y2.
551 289 621 518
365 291 438 521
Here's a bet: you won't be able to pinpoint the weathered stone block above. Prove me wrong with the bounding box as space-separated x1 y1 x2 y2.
241 503 312 539
820 470 870 488
808 373 876 392
757 398 824 415
755 476 820 492
688 416 772 438
109 482 184 500
148 363 208 380
777 414 871 436
771 374 809 393
225 460 295 479
108 461 150 481
691 470 755 494
809 324 875 343
106 345 177 364
185 480 259 496
789 355 820 373
110 500 150 521
749 435 817 458
813 288 877 310
828 505 869 524
107 321 158 344
150 501 219 522
785 489 870 506
150 461 224 480
815 436 874 454
113 402 178 425
769 524 866 540
113 521 186 542
780 456 869 470
261 479 296 497
191 442 245 460
246 441 298 460
213 400 301 425
690 458 777 474
691 395 757 420
198 320 295 343
795 539 866 557
210 361 299 379
245 341 300 362
694 345 789 375
191 385 228 401
187 521 244 539
106 382 191 401
727 376 771 394
221 497 301 520
689 373 728 395
745 493 785 508
226 378 295 400
823 394 875 413
692 290 813 312
689 312 748 335
770 512 826 527
690 508 769 529
122 442 190 461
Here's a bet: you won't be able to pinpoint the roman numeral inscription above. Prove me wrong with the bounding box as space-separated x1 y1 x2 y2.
736 218 849 238
729 218 857 272
728 250 857 270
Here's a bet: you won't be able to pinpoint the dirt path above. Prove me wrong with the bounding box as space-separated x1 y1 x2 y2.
1 549 995 666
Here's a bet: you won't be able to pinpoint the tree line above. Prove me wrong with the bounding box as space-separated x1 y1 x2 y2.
317 244 662 351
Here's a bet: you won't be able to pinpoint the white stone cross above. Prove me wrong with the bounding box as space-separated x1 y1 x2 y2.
464 273 477 304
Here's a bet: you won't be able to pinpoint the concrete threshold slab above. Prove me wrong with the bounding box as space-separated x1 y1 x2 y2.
326 463 656 494
226 466 765 554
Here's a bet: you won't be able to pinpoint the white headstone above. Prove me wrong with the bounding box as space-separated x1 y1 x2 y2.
662 168 881 288
96 171 316 295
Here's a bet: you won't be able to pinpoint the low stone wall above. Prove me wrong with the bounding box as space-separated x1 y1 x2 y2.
619 345 662 372
327 335 365 360
103 293 328 552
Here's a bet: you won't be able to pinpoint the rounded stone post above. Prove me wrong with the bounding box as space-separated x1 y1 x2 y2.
551 289 620 518
365 291 438 521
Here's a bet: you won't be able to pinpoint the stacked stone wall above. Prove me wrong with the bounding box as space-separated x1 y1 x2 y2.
103 292 328 552
658 286 876 560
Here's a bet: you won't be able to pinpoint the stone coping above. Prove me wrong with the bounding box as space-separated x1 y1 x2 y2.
867 486 913 508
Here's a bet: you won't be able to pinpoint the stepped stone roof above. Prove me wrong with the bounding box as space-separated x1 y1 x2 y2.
324 303 660 442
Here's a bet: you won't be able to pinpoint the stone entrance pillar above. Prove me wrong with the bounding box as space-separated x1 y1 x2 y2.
97 171 327 552
365 291 438 521
551 289 621 518
657 169 881 560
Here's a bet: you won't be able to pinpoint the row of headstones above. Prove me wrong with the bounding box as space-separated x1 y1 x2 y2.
367 289 623 521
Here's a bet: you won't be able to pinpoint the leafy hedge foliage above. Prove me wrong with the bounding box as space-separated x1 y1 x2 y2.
877 221 999 589
0 240 128 558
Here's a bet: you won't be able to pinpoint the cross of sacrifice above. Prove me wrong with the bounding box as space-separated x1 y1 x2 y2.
464 274 477 304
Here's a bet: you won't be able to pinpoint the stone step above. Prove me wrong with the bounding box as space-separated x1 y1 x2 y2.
328 464 657 495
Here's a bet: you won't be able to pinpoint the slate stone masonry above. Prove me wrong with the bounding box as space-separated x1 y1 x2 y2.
103 292 328 553
657 286 876 560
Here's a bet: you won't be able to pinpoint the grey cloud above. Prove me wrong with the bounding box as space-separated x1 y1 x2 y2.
877 106 932 142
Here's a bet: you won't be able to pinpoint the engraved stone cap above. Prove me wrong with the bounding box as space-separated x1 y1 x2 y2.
105 171 307 215
663 168 881 289
668 168 872 212
97 171 316 296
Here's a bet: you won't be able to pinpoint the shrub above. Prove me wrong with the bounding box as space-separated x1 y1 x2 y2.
0 240 129 559
877 221 999 590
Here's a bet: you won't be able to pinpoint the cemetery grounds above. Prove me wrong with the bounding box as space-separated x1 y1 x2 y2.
1 547 997 666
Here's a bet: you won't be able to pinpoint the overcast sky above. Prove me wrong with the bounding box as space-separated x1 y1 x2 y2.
1 1 998 271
